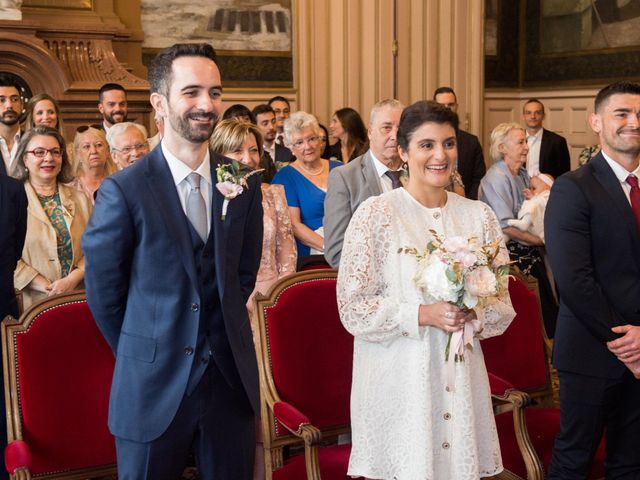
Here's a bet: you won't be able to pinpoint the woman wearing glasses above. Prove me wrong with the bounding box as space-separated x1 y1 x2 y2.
71 126 117 201
12 126 92 309
272 112 342 257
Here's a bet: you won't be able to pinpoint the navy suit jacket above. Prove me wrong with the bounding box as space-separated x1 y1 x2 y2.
456 129 486 200
539 128 571 179
82 145 263 442
545 153 640 379
0 174 27 319
0 151 7 176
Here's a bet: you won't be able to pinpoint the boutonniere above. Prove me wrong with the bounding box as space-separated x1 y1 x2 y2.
215 160 264 220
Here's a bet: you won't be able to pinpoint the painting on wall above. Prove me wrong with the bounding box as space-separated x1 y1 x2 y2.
140 0 293 87
525 0 640 86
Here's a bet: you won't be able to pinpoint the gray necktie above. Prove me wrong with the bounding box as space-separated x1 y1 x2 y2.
186 172 208 243
385 170 402 189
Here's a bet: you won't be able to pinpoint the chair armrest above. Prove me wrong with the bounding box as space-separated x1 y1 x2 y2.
273 401 322 445
488 373 515 396
5 440 32 479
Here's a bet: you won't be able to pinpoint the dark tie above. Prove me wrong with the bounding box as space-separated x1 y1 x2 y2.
186 172 208 243
385 170 402 189
276 135 284 146
627 175 640 238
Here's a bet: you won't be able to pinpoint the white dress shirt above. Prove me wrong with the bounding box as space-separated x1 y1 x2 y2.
0 129 21 174
602 150 640 206
161 142 213 234
371 151 402 193
526 128 543 177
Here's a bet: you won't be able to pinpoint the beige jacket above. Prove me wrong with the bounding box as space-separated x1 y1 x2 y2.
14 181 92 308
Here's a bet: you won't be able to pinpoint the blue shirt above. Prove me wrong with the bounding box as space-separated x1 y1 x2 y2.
479 160 530 229
272 160 342 256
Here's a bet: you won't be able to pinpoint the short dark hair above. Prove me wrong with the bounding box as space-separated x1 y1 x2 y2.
149 43 218 97
0 73 22 100
252 103 275 118
99 83 126 102
523 98 544 113
397 100 459 152
13 126 74 183
594 81 640 112
433 86 457 102
268 96 289 107
222 104 255 123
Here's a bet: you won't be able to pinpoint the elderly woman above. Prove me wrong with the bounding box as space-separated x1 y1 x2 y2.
211 119 297 480
328 107 369 163
338 101 515 479
106 122 150 170
24 93 65 135
479 122 558 336
272 111 342 256
12 126 92 309
71 126 117 200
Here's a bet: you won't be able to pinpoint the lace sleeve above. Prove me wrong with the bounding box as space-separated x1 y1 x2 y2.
337 197 421 343
475 204 516 339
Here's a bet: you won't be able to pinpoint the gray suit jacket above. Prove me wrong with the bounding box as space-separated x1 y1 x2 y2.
324 150 383 267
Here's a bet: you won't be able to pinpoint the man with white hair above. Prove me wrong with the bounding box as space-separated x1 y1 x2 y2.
107 122 149 170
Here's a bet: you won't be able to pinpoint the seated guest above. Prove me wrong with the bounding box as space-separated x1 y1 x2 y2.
24 93 65 136
210 118 297 480
318 123 331 159
107 122 150 170
223 104 255 124
12 127 92 309
272 112 342 256
148 112 163 150
71 126 117 200
211 119 297 320
252 103 294 172
479 122 558 336
507 173 553 242
328 107 369 163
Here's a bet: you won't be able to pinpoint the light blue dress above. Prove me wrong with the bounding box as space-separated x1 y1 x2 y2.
478 160 530 229
272 160 342 256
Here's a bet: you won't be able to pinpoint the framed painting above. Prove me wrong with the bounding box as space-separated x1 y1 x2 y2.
140 0 293 87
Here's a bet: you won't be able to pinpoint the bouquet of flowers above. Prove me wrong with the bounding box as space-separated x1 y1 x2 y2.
215 160 264 220
399 230 510 366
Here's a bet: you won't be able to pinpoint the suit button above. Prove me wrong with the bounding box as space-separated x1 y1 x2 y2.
184 346 194 355
444 412 451 420
203 252 210 259
191 303 199 312
442 442 450 449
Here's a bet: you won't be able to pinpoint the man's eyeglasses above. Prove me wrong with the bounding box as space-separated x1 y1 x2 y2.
291 136 320 150
113 143 149 155
26 148 63 158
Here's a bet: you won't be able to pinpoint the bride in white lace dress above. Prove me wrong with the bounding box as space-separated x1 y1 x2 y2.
337 101 516 480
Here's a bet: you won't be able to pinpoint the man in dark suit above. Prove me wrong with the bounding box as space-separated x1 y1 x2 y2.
0 173 27 480
433 87 486 199
523 98 571 180
545 81 640 479
82 43 263 480
268 95 291 146
0 75 23 176
252 104 293 174
94 83 129 134
324 99 404 267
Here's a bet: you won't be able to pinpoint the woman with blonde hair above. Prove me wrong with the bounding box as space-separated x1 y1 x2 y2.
24 93 65 135
71 126 117 201
12 126 92 309
211 118 297 480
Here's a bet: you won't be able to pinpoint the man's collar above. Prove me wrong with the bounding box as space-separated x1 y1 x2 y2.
161 141 212 186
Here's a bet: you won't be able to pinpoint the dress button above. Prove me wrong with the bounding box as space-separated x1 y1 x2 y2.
191 303 199 312
442 442 450 449
444 413 451 420
433 212 441 219
184 346 194 355
401 331 408 337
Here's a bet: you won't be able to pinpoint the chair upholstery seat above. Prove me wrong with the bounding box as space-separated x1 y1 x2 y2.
272 444 351 480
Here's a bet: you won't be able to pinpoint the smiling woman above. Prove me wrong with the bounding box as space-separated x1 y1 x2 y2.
10 126 92 309
337 100 515 479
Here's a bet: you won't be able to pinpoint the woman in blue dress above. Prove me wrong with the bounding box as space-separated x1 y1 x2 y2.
272 111 342 257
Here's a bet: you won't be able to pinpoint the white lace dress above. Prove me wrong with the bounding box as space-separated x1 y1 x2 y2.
337 188 516 480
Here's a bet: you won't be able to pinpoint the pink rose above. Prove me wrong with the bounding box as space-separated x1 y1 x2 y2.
216 181 243 199
465 266 498 298
454 250 478 268
442 236 468 252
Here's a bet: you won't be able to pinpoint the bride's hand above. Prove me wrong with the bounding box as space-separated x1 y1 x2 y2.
418 302 471 332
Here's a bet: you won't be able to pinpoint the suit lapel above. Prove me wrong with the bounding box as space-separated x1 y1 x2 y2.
539 129 550 173
211 152 228 299
144 149 199 289
591 154 640 248
361 151 383 197
0 151 6 176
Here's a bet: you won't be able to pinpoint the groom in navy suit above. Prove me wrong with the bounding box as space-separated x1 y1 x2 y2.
545 82 640 479
83 43 263 479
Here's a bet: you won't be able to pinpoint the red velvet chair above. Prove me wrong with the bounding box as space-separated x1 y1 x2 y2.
1 292 117 479
483 268 605 479
252 270 351 479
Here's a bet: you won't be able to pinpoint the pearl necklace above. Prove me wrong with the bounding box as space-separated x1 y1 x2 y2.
297 161 325 176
